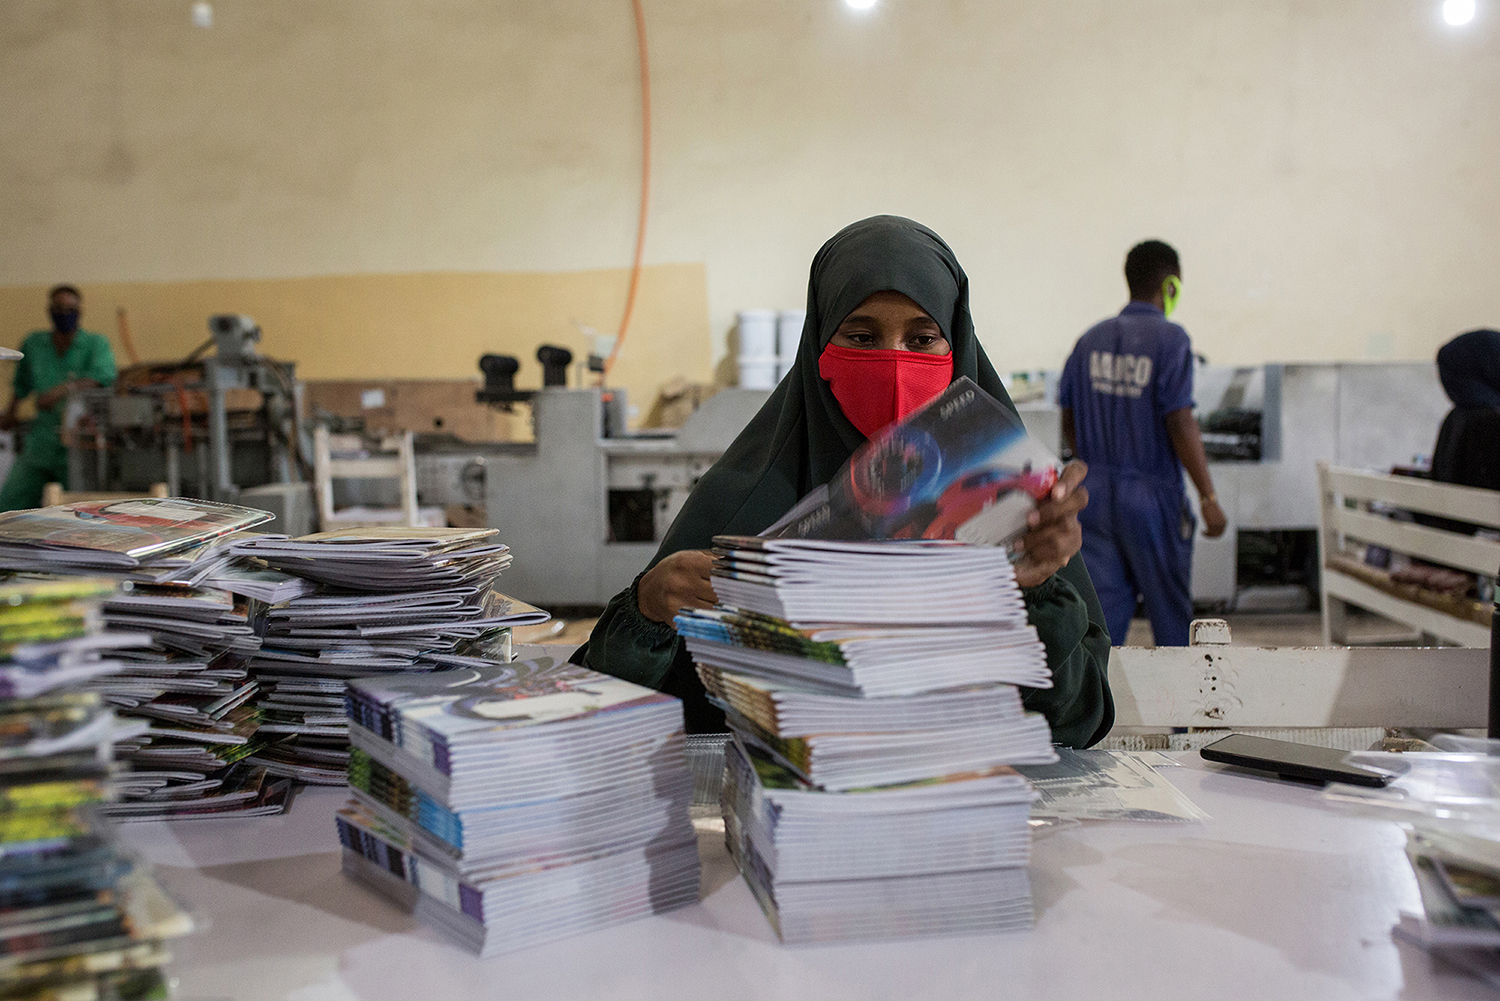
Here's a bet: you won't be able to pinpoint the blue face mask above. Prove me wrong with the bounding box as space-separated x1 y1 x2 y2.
49 308 80 335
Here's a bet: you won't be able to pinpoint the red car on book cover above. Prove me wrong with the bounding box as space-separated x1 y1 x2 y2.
848 422 1057 541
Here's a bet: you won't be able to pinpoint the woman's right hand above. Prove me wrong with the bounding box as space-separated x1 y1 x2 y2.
637 549 718 625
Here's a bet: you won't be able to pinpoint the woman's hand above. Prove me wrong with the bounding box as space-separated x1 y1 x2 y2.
637 549 717 625
1013 460 1089 590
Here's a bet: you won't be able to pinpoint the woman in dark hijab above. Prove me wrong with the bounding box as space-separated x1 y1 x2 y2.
573 216 1114 748
1437 329 1500 410
1431 329 1500 492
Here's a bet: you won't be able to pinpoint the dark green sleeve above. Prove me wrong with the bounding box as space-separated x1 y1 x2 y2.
571 572 679 689
1018 554 1115 748
83 334 116 387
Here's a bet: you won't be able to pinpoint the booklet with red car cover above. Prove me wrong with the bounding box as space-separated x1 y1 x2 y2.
764 377 1061 546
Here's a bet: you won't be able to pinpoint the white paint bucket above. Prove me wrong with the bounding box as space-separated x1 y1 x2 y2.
737 357 779 389
737 309 778 360
776 309 806 359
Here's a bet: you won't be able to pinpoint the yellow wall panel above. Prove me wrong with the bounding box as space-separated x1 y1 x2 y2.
0 263 712 421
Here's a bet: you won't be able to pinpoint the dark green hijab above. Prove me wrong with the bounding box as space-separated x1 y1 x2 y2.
651 214 1018 561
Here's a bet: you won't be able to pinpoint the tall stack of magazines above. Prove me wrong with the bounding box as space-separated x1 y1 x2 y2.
335 656 700 956
0 497 304 819
233 528 549 785
0 576 193 997
678 536 1057 944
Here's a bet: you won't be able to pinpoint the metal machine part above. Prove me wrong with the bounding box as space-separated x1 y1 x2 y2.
412 386 770 608
65 314 308 503
478 355 522 405
476 346 575 407
536 346 572 388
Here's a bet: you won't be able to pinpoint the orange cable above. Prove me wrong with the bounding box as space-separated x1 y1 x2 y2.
604 0 651 378
115 306 141 365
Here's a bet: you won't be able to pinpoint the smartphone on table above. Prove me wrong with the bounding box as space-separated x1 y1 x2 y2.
1200 733 1395 788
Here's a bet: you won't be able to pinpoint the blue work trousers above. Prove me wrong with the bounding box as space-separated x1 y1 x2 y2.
1078 468 1193 647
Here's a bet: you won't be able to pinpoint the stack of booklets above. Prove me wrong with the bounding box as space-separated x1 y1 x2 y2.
0 577 194 998
0 499 310 820
679 535 1056 944
1389 824 1500 988
0 498 272 574
89 582 295 820
234 529 548 785
336 656 700 956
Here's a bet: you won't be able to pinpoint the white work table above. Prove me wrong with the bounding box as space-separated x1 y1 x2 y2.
117 754 1495 1001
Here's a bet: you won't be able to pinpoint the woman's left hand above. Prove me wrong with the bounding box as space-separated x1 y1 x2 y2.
1013 460 1088 590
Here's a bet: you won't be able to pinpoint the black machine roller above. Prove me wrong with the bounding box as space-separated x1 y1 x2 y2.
476 345 574 405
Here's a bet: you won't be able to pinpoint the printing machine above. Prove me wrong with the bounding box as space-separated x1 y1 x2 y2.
414 349 771 608
63 314 308 504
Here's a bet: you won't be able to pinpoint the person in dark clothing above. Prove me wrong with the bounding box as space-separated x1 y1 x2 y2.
572 215 1115 748
1431 329 1500 493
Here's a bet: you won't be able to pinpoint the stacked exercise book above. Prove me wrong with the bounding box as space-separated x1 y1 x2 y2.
676 535 1057 945
234 528 549 785
95 581 295 820
0 576 193 998
0 497 309 819
335 655 701 956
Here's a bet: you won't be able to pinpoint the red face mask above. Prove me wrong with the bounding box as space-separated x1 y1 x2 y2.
818 343 954 439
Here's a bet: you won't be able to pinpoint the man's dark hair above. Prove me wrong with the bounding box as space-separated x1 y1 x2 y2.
1124 241 1180 300
47 284 82 303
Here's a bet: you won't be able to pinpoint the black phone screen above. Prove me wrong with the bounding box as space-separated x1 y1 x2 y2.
1200 734 1395 787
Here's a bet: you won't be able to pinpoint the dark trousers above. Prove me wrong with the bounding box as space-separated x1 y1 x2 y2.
1078 469 1193 647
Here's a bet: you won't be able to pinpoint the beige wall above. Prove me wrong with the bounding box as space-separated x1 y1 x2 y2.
2 0 1496 384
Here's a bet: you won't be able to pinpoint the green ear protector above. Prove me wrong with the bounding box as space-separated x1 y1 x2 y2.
1161 274 1182 317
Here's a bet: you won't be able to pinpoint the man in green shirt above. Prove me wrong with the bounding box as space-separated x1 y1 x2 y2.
0 285 118 510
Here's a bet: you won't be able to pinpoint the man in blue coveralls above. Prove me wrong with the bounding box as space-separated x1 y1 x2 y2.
1058 240 1226 647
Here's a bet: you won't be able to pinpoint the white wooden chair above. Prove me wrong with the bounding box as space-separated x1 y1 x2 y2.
313 426 442 531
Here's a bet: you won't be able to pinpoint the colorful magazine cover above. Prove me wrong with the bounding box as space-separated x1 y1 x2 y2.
763 376 1060 545
0 498 274 563
347 657 675 747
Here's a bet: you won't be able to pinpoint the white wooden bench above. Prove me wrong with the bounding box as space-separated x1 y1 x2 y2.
1317 462 1500 647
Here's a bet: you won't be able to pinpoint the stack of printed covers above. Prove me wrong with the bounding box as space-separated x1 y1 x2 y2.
0 576 193 998
234 528 549 785
0 504 548 818
677 535 1057 944
335 656 700 957
0 497 302 820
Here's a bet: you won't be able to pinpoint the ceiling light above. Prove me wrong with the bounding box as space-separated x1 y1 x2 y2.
846 0 877 10
1443 0 1476 26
